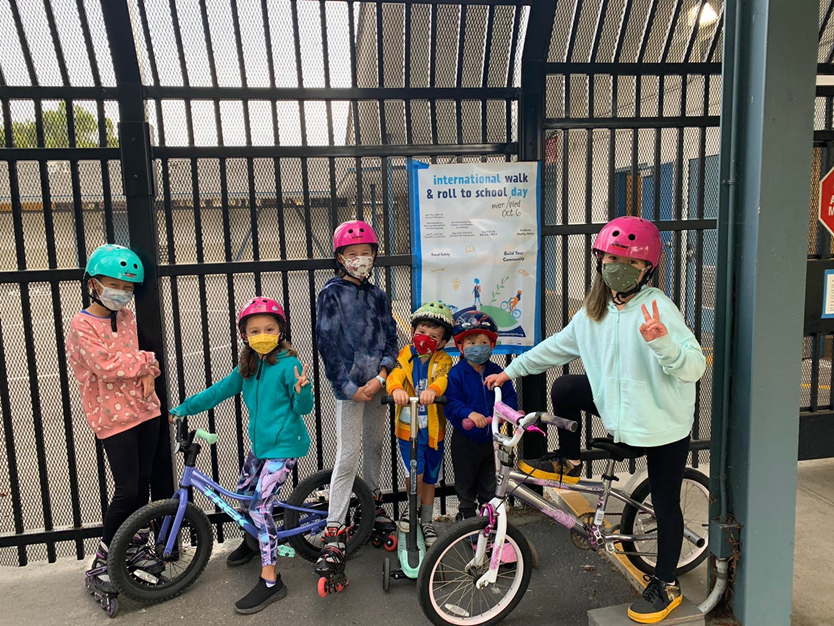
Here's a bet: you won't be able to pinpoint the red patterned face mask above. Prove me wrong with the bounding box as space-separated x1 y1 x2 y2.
413 333 439 355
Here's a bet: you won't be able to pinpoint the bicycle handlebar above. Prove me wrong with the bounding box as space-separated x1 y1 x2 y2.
490 387 578 448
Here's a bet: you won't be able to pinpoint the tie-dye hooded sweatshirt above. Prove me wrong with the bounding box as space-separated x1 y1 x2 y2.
316 277 399 400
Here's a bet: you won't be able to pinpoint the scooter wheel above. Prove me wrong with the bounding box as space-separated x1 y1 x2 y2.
383 535 398 552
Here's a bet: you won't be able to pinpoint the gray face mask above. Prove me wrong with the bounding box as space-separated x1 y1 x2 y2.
601 262 642 293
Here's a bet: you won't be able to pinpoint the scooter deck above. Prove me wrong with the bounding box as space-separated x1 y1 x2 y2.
396 525 425 579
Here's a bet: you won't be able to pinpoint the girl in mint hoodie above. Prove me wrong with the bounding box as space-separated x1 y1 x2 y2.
486 217 705 625
170 297 312 615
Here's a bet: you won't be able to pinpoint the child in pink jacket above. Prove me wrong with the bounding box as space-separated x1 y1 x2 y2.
66 244 162 578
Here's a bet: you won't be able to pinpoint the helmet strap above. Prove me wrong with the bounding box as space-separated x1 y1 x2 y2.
85 278 119 332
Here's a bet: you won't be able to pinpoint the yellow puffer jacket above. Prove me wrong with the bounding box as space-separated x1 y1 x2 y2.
386 346 452 450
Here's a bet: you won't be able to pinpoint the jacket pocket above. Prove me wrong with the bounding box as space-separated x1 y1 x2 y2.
618 379 667 437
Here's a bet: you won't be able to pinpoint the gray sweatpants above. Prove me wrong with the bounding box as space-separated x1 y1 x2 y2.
327 394 388 525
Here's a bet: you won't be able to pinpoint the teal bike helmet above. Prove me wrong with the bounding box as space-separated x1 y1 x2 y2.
84 244 144 283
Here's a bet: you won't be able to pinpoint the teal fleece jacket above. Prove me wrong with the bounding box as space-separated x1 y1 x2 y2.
505 288 706 447
171 351 313 459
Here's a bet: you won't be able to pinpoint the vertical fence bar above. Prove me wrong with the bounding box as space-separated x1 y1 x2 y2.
0 316 27 566
519 0 557 473
101 0 174 507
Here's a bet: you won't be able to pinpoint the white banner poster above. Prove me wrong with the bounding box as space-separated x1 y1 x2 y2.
408 160 542 353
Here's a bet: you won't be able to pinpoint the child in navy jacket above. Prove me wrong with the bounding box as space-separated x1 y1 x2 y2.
445 311 517 519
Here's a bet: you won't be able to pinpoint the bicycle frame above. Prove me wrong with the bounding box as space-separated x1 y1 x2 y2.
157 428 329 558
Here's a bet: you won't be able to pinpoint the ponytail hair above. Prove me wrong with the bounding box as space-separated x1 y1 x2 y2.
583 272 612 323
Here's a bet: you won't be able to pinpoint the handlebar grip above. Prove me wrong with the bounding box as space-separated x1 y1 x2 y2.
538 412 579 433
381 394 447 405
195 429 218 445
462 417 493 430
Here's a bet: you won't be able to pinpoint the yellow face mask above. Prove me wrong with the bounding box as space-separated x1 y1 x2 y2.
248 333 279 355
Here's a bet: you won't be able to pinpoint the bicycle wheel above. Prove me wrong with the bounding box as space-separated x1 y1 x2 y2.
284 468 375 562
418 517 533 626
619 468 710 576
108 499 213 603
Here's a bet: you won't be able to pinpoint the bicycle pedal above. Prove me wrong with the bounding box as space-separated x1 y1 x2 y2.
277 545 296 558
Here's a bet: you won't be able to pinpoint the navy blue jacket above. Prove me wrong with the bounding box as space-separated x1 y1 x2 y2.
316 277 399 400
445 359 518 443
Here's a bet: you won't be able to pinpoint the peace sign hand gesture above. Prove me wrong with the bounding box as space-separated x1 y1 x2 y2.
294 364 310 394
640 300 668 343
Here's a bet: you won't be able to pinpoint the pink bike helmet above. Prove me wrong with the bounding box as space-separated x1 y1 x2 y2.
332 220 379 252
237 297 286 337
593 216 662 267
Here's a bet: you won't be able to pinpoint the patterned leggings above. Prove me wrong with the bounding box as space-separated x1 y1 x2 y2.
236 452 297 567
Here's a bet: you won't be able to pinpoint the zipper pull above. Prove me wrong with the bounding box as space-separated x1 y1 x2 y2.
256 359 263 381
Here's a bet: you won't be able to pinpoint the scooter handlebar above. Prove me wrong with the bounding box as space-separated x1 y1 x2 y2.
381 394 447 406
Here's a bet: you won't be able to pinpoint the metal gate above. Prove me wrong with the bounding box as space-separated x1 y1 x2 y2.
0 0 725 566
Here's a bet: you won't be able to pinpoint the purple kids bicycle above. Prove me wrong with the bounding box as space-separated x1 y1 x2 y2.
417 387 709 626
103 419 375 611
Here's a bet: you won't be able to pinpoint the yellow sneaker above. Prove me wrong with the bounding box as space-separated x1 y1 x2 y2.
517 451 582 484
627 576 682 623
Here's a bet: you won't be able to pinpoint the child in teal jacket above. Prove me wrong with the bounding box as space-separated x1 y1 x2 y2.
487 217 706 625
170 297 312 615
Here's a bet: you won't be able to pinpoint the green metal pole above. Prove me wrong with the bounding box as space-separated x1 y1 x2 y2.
718 0 817 622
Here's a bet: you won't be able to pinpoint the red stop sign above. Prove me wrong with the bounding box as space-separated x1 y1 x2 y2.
820 166 834 236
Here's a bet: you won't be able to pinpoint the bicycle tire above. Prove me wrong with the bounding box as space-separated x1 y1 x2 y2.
108 499 213 603
619 467 710 576
418 517 533 626
284 468 375 562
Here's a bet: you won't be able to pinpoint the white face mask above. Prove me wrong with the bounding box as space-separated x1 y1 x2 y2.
95 279 134 311
340 255 374 280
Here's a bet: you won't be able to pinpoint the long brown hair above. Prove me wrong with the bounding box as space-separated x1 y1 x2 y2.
238 319 298 379
583 272 612 322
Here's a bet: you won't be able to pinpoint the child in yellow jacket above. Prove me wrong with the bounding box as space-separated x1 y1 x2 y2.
387 301 454 546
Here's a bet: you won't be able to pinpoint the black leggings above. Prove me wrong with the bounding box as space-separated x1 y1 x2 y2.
550 375 690 583
100 416 160 545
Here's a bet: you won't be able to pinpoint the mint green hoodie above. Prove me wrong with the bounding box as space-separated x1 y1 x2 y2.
171 351 313 460
505 287 706 447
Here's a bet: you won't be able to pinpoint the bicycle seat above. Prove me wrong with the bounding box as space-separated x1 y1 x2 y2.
590 437 645 461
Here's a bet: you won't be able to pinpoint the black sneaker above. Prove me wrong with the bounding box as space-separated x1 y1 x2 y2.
421 521 438 547
227 538 258 567
627 576 682 623
517 450 582 484
234 576 287 615
399 504 417 532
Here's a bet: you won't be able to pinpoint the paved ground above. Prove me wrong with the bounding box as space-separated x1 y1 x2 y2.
792 458 834 626
0 513 636 626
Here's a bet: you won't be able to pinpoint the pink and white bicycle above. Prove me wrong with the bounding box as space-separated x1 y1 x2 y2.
417 387 709 626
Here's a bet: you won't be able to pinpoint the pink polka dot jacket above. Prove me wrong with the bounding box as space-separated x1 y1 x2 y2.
66 308 162 439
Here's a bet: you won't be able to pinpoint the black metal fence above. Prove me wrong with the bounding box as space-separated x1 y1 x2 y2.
0 0 728 566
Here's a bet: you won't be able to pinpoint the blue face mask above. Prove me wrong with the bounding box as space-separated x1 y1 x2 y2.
464 344 492 365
